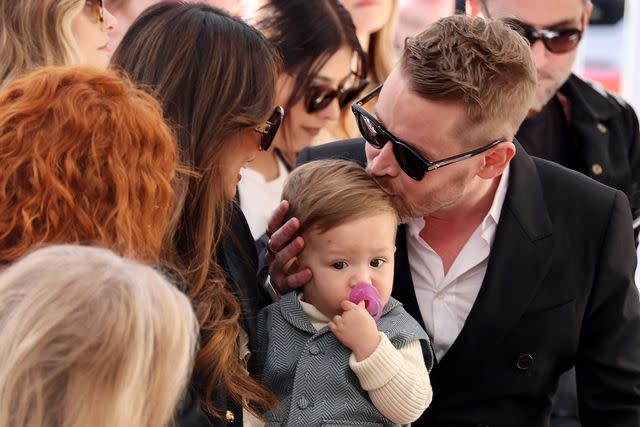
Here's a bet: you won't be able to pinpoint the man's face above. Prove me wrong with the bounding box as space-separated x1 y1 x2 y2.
481 0 590 115
365 69 488 219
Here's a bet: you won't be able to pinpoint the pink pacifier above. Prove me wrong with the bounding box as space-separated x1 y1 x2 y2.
348 283 383 320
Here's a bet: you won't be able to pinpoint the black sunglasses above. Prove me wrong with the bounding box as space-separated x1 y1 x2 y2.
86 0 104 23
502 18 583 54
352 85 505 181
254 106 284 151
305 78 369 114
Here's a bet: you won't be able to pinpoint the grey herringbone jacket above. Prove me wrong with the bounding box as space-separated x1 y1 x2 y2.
255 291 433 426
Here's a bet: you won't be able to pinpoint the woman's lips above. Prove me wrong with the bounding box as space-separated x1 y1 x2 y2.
99 41 114 53
302 127 320 137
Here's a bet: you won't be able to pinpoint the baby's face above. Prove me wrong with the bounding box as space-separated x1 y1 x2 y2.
299 212 397 319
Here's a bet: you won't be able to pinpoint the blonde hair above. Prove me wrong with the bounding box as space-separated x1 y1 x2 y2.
367 0 398 87
282 159 398 234
0 0 83 88
0 244 199 427
402 14 536 140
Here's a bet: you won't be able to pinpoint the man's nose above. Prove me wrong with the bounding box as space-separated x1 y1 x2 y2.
368 142 400 177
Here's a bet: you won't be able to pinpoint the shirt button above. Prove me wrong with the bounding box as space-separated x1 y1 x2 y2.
436 292 445 300
516 354 534 370
309 345 320 355
297 396 309 409
591 163 603 176
597 122 608 134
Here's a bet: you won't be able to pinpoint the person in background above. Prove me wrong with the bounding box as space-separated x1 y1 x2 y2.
111 3 283 425
0 0 118 88
470 0 640 217
469 2 640 425
394 0 455 48
268 15 640 426
0 245 199 427
311 0 397 144
238 0 368 240
256 160 433 426
0 65 176 265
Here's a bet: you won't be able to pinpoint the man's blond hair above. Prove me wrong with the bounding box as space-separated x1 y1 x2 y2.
401 14 536 141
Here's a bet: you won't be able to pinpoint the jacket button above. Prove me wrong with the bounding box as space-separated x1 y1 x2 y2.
597 122 608 134
478 424 489 427
516 354 534 370
226 410 235 423
591 163 603 176
309 345 320 355
297 396 309 409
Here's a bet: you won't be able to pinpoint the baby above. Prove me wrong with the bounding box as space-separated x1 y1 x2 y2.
257 159 433 426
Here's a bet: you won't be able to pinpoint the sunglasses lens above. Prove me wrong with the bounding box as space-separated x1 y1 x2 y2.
306 87 336 113
392 143 426 181
259 107 283 151
356 113 387 149
545 30 582 53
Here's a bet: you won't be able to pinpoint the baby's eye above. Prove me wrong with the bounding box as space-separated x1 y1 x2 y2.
332 261 348 270
370 258 385 268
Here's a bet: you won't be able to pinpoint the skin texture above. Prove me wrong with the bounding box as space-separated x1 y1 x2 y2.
470 0 592 115
71 2 118 68
299 213 397 361
339 0 394 46
221 127 263 200
109 0 159 48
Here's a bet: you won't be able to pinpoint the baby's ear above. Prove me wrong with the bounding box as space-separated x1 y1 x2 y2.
393 246 397 254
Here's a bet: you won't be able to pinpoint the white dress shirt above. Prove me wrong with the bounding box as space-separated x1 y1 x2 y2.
238 156 289 240
407 166 510 361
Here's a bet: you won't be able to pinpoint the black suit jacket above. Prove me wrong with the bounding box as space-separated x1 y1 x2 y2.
298 139 640 427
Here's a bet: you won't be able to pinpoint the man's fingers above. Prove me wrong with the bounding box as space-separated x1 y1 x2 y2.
268 217 301 254
266 200 290 238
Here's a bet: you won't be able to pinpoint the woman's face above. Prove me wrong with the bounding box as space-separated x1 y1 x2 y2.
277 46 354 153
339 0 394 37
220 127 262 200
109 0 159 48
71 1 118 68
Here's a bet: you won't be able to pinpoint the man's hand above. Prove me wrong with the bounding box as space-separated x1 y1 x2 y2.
329 300 381 361
265 200 313 293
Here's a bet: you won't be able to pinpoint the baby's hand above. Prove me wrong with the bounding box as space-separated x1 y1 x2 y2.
329 300 381 361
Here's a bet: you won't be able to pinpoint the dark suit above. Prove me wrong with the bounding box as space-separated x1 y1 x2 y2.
298 139 640 427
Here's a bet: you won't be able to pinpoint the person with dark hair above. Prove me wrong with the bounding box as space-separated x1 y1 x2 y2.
110 3 283 426
267 14 640 427
238 0 368 240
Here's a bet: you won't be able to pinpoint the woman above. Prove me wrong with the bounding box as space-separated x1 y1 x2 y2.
0 245 198 427
0 65 176 265
0 0 118 88
239 0 368 239
111 3 282 425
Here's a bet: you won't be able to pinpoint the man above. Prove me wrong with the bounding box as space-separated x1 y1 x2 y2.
468 2 640 425
469 0 640 219
264 14 640 427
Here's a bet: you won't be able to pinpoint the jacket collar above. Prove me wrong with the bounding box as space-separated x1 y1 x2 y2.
560 73 622 123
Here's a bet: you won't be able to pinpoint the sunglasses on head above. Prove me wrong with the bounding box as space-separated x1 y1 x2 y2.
86 0 104 23
305 77 369 114
502 18 583 54
254 106 284 151
352 85 505 181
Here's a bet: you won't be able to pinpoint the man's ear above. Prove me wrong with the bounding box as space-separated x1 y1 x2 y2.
477 140 516 179
583 1 593 28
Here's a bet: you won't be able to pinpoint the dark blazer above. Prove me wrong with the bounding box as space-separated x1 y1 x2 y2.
177 203 272 427
519 74 640 218
298 139 640 427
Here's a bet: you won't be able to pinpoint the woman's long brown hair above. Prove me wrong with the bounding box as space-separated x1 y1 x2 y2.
111 3 280 418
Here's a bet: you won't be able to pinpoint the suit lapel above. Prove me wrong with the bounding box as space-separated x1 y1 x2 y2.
434 143 554 372
393 224 425 328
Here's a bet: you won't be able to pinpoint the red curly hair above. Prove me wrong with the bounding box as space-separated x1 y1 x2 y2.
0 66 177 264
